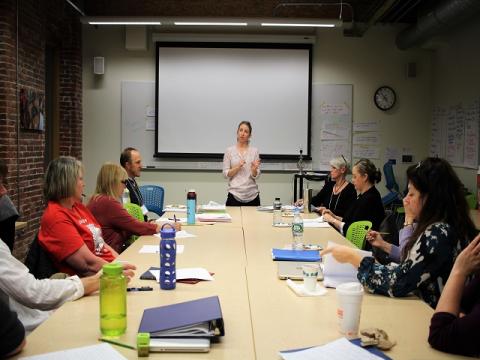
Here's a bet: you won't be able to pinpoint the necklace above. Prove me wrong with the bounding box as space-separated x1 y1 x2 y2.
333 179 346 194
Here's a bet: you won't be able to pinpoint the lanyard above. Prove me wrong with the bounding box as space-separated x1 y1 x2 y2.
126 178 144 204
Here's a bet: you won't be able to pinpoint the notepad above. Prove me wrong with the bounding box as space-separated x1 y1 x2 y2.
272 249 321 262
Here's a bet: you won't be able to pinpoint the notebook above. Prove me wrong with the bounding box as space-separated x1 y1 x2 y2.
138 296 225 338
271 249 321 262
277 261 323 280
149 338 210 353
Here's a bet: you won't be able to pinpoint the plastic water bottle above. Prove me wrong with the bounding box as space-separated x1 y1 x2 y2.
100 263 127 336
291 207 304 249
273 197 282 225
160 223 176 290
122 188 130 205
187 189 196 225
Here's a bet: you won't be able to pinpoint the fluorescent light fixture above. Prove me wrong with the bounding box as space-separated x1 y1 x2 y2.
174 22 248 26
261 22 336 28
88 21 161 25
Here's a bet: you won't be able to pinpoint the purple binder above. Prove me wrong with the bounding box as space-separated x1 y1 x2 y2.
138 296 225 338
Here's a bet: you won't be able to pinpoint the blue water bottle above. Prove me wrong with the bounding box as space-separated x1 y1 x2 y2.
187 189 196 225
159 223 176 290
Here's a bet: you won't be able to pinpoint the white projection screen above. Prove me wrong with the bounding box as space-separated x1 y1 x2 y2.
155 42 312 159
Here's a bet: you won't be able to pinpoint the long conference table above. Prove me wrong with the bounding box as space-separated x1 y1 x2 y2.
15 207 471 359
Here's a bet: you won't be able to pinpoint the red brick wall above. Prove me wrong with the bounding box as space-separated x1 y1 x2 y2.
0 0 82 261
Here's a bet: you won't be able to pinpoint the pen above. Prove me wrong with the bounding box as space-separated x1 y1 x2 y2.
127 286 153 292
174 214 177 222
99 337 136 350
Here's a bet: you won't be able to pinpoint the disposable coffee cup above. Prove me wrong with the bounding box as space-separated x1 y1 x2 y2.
302 264 319 292
336 282 364 338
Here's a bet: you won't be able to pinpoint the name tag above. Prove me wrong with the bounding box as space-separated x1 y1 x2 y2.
141 205 149 215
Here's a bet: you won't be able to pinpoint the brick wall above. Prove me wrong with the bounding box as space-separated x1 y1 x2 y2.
0 0 82 261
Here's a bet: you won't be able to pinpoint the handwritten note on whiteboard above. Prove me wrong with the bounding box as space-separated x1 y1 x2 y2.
463 101 479 169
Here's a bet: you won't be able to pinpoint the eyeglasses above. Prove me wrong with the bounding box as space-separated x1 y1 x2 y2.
341 155 348 165
120 180 128 185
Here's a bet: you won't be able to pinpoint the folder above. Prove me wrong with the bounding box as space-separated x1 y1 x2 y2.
271 248 321 262
138 296 225 338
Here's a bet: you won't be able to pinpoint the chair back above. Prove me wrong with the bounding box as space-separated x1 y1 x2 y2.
25 234 59 279
383 161 399 192
465 193 477 210
139 185 165 216
345 221 372 249
124 203 145 244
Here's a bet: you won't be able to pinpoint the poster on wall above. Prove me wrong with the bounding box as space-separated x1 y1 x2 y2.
19 88 45 131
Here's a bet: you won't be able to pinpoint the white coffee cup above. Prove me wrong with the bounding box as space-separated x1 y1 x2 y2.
302 264 319 292
336 282 364 338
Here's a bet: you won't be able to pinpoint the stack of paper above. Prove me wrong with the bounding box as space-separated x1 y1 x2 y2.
196 213 232 222
322 241 372 288
198 201 226 212
163 204 187 213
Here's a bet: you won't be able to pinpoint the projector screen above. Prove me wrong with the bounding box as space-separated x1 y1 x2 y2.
155 42 312 159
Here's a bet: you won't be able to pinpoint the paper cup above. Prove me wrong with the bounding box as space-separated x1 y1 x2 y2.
336 282 364 338
302 264 319 292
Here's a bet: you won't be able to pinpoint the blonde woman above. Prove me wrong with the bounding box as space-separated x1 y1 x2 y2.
87 163 160 253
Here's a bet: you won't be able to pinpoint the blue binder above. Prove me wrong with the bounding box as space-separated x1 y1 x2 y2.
138 296 225 338
272 248 321 262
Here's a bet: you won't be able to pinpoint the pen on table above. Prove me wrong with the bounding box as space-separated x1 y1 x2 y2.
127 286 153 292
99 337 136 350
174 214 177 223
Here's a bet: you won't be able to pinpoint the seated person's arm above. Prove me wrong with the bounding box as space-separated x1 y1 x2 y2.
64 244 108 277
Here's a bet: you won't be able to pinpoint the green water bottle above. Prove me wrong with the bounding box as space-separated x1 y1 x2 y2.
100 263 126 337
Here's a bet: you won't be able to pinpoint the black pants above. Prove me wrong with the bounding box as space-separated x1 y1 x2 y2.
226 193 260 206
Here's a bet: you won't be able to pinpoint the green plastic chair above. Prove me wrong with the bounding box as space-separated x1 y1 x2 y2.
345 221 372 249
465 193 477 210
124 203 145 244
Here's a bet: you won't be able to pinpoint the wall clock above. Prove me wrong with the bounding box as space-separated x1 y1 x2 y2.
374 86 396 111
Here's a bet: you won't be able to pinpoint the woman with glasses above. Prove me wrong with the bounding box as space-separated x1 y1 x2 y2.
39 157 118 276
295 156 356 217
87 163 162 253
321 157 478 308
322 158 385 235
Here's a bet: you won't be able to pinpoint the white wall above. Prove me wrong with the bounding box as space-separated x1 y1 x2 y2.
431 20 480 194
82 25 436 205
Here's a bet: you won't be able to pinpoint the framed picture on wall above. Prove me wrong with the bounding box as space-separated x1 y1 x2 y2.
19 88 45 131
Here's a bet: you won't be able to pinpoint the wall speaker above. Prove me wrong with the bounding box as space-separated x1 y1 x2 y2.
407 62 417 78
93 56 104 75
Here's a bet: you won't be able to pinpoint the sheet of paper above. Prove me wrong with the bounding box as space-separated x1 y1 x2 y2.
353 121 379 132
20 343 127 360
149 267 213 282
157 217 187 223
153 230 196 239
323 241 371 288
139 244 185 254
304 222 331 228
279 337 382 360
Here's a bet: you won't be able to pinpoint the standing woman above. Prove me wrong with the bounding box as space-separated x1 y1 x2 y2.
323 158 385 235
223 121 261 206
321 158 477 308
39 157 117 277
295 156 356 217
87 163 162 253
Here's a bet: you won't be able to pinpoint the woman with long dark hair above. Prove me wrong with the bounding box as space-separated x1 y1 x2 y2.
321 157 477 308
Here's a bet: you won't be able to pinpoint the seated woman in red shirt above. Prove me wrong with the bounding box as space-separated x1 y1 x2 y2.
39 157 118 277
87 163 161 253
429 233 480 357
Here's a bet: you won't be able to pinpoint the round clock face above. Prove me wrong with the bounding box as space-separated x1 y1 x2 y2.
374 86 396 111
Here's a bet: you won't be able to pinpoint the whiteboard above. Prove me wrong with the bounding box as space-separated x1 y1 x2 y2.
121 81 352 170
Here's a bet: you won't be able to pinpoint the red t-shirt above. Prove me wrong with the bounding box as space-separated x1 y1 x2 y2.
38 201 115 275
